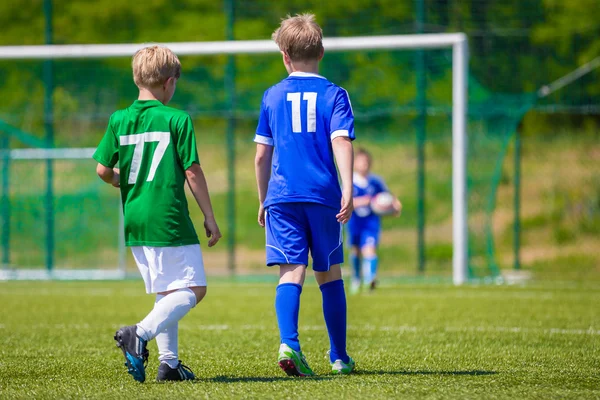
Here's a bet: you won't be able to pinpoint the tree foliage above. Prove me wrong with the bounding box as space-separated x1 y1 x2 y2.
0 0 597 143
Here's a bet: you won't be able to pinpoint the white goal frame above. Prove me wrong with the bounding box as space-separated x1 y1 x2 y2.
0 33 469 284
0 148 126 280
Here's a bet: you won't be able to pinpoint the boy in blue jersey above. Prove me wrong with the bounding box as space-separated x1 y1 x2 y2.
348 148 401 294
254 14 356 376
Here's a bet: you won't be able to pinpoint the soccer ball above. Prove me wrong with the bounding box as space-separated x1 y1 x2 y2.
370 192 397 216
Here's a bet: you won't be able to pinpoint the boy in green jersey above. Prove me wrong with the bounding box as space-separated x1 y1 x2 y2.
93 46 221 383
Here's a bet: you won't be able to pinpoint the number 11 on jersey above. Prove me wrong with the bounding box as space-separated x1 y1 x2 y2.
287 92 317 133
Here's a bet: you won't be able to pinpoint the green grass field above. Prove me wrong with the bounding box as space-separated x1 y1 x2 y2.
1 279 599 399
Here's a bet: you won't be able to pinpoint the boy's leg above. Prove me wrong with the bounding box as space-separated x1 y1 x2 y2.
116 245 206 382
136 286 205 342
151 290 203 370
315 266 350 363
150 294 178 369
360 228 380 290
349 246 361 294
131 286 203 382
153 297 196 381
276 264 306 352
266 203 309 353
115 287 200 381
155 321 178 368
275 265 314 376
265 204 314 376
154 320 195 382
308 204 355 374
361 245 378 289
347 221 362 294
132 245 206 342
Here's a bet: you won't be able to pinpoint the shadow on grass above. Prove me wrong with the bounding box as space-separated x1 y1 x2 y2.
356 370 497 376
198 375 335 383
188 371 496 383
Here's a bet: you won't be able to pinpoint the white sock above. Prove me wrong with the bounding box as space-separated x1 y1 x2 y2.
136 288 196 342
362 259 373 285
145 294 180 369
156 322 179 369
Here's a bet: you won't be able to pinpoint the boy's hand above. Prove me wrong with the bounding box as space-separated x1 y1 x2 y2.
336 194 354 224
258 203 266 227
203 216 222 247
111 168 120 188
393 198 402 217
353 195 372 208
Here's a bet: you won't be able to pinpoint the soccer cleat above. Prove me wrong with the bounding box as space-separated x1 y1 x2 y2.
363 280 377 293
277 343 315 377
157 361 196 382
114 325 149 383
331 356 356 375
369 280 377 292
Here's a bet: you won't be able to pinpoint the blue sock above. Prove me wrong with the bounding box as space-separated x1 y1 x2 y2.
350 253 360 282
361 257 373 284
368 256 379 281
320 279 349 363
275 283 302 352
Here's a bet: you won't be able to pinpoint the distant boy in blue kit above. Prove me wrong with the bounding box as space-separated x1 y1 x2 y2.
348 148 401 294
254 14 356 376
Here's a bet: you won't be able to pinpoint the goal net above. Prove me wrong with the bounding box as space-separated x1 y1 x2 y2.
0 34 529 283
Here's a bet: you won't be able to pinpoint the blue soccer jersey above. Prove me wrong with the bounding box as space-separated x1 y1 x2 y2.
254 72 355 209
348 173 388 247
352 173 388 220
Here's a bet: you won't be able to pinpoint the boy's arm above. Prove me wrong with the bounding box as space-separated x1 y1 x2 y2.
393 197 402 216
332 136 354 224
93 116 119 186
377 177 402 216
96 164 120 188
185 163 221 247
353 195 371 208
255 143 273 227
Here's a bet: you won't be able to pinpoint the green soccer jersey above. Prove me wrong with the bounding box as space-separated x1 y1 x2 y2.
93 100 200 247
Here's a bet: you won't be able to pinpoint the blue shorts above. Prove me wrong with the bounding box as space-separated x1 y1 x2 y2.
347 216 380 248
265 203 344 271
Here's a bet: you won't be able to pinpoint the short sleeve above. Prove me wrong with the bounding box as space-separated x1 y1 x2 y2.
254 92 274 146
93 116 119 168
330 88 355 141
175 114 200 170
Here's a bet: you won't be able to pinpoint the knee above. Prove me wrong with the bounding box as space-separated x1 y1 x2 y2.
350 247 360 257
279 264 306 285
315 264 342 286
190 286 207 305
361 245 377 258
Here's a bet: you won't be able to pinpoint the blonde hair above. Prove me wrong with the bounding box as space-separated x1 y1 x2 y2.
272 13 323 62
132 45 181 88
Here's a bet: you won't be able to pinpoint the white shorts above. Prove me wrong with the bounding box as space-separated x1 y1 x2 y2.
131 244 207 294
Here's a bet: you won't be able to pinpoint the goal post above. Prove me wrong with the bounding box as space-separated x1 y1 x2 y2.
0 147 127 280
0 33 469 284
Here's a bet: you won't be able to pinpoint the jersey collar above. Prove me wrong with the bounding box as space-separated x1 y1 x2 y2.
288 71 327 79
132 99 163 107
353 172 369 189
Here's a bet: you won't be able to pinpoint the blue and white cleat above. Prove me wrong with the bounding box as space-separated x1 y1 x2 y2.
114 325 149 383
